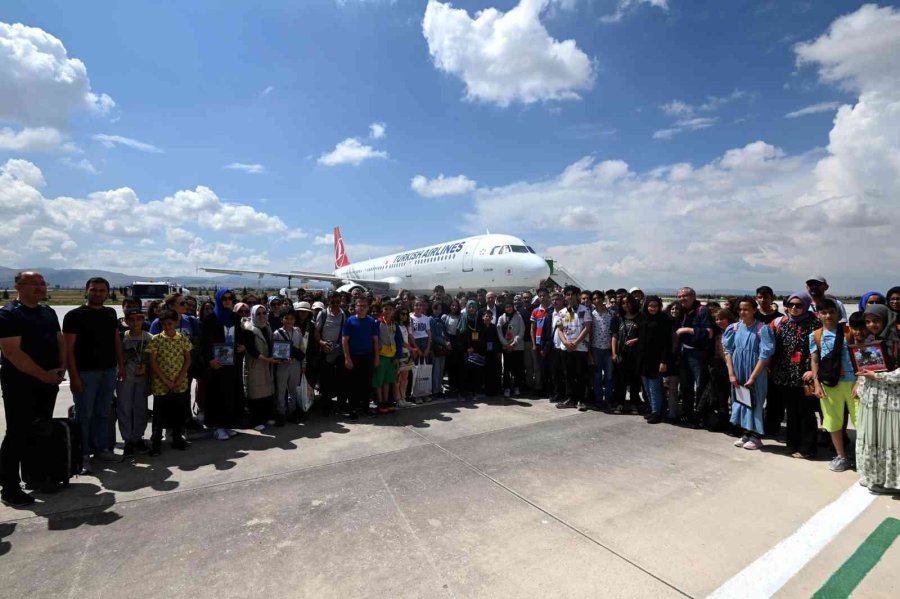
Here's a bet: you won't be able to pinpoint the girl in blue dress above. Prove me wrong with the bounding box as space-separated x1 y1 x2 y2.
723 296 776 450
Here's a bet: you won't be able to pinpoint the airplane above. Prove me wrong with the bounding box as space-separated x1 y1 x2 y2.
203 227 551 295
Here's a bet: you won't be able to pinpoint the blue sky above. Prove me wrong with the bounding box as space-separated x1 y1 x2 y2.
1 0 898 293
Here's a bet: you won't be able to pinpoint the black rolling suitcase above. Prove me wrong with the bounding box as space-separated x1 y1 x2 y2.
49 418 82 486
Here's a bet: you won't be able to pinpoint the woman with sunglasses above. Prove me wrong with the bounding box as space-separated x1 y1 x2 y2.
768 292 820 458
200 289 246 440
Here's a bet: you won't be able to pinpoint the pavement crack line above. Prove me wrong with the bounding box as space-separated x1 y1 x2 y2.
375 468 457 598
403 425 695 599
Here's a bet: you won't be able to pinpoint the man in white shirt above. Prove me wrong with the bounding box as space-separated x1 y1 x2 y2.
554 286 592 410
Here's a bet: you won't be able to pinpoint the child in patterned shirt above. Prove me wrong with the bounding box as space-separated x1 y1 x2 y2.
148 310 192 456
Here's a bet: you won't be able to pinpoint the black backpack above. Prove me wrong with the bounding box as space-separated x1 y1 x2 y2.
815 325 847 387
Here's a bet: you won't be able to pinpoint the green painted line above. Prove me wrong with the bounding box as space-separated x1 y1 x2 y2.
812 517 900 599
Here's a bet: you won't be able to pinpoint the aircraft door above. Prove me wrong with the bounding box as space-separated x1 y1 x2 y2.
462 239 479 272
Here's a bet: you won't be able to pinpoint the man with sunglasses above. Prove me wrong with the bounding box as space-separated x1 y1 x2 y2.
806 276 848 323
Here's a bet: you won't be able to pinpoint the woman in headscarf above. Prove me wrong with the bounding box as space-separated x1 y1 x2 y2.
886 286 900 334
855 303 900 494
243 304 277 430
858 291 886 313
635 295 672 424
200 289 245 440
460 300 487 400
769 292 820 458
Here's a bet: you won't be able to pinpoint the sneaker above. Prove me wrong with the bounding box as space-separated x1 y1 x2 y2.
253 424 266 432
577 402 588 412
742 437 763 450
398 400 415 408
734 435 750 448
647 414 663 424
513 387 521 397
828 456 851 472
94 450 119 462
266 419 276 426
557 400 577 409
612 405 623 415
414 397 423 405
503 389 511 398
1 488 35 508
80 455 93 475
226 429 239 437
868 484 900 496
214 428 230 441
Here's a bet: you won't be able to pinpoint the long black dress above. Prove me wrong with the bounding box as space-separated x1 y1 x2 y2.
200 312 246 429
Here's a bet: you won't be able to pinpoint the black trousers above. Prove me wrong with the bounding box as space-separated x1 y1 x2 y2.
780 384 818 456
764 383 787 437
551 348 567 400
563 351 589 403
613 359 643 408
0 370 58 491
502 351 524 390
347 354 374 411
151 392 188 444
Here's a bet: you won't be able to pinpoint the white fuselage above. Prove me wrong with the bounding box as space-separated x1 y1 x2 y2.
333 234 550 294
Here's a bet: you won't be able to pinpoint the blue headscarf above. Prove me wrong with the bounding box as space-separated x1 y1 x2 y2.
214 288 235 327
858 291 885 313
458 300 480 334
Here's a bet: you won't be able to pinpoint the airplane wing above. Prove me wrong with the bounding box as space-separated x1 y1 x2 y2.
201 267 393 291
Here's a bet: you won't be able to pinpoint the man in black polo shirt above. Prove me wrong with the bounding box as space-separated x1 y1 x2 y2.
0 271 66 507
63 277 124 473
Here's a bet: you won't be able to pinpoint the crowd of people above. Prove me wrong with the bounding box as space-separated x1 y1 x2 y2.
1 271 898 508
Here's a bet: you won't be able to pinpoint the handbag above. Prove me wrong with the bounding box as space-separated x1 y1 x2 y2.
296 374 312 412
411 360 432 397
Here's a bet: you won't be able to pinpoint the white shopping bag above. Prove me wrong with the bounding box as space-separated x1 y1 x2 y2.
411 361 432 398
296 374 313 412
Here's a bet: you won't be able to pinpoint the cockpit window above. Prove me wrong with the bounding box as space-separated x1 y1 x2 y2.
490 246 501 255
499 245 511 254
526 246 536 254
510 245 529 253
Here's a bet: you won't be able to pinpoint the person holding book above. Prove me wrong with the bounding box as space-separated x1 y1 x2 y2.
273 308 307 425
242 304 277 431
810 299 857 472
201 289 245 440
855 303 900 494
723 296 775 450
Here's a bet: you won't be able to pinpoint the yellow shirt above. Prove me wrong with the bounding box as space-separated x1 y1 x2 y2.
148 331 192 395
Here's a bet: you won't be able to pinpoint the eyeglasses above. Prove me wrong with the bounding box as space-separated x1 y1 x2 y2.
787 303 805 309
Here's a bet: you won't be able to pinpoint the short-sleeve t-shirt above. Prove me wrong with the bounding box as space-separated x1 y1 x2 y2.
122 330 152 380
63 305 119 371
409 313 431 340
342 315 377 355
809 328 856 382
316 309 346 344
148 332 192 395
0 300 61 372
556 305 592 352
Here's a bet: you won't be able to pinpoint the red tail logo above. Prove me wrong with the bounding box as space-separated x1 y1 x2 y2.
334 226 350 269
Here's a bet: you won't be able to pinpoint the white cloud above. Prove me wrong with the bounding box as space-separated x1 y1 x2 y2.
314 233 334 245
93 134 163 153
0 22 114 129
469 4 900 295
784 101 842 118
317 137 387 166
2 158 45 188
261 85 274 96
601 0 669 24
654 90 746 139
60 157 98 174
652 117 717 139
369 122 386 139
225 162 266 174
410 173 477 197
29 227 77 252
0 126 64 151
422 0 595 107
166 227 197 245
285 229 309 240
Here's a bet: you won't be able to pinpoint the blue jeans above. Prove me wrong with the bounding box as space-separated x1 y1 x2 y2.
680 348 708 420
591 347 613 405
642 376 665 415
74 368 117 455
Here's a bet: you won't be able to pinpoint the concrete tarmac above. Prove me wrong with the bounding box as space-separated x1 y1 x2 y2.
1 386 897 598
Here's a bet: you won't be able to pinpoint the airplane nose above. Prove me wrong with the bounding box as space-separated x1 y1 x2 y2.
530 255 551 281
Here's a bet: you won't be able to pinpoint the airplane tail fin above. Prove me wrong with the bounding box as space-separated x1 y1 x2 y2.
333 226 351 269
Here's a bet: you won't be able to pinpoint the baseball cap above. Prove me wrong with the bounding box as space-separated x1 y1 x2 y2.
124 308 144 319
629 286 642 294
312 301 325 311
294 301 313 313
806 275 828 285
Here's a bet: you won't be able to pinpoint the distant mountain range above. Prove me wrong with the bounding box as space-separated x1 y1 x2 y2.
0 266 293 290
